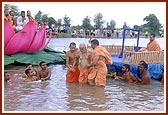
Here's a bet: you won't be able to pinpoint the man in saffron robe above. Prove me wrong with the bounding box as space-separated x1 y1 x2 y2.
78 43 92 83
139 34 161 52
87 39 112 86
66 42 80 83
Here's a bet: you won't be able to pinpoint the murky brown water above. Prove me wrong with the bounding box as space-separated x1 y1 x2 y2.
4 64 164 111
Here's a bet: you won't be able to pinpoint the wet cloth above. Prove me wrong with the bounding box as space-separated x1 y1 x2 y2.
66 66 80 83
79 67 92 83
147 40 161 51
88 46 112 86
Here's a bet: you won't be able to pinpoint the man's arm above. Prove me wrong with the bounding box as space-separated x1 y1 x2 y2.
87 55 99 67
44 69 51 80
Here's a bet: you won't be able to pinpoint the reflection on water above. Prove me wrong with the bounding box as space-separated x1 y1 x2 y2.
4 65 164 111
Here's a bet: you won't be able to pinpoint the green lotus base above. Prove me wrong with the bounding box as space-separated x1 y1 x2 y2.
4 47 66 66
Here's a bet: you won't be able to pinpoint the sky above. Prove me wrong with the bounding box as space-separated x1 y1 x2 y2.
3 2 166 28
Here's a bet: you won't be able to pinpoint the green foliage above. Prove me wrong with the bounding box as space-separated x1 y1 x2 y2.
143 14 162 35
42 14 49 23
63 15 71 27
57 19 62 26
35 11 42 25
58 33 72 38
93 13 104 29
48 17 57 25
82 16 92 30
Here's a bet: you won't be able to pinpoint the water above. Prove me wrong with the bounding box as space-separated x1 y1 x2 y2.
47 37 165 52
3 38 165 112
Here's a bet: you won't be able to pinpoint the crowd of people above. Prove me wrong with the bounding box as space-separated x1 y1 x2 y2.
4 9 36 32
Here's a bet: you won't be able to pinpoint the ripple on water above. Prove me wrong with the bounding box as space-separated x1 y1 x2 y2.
4 64 164 111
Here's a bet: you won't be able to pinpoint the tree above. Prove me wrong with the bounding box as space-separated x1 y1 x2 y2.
143 14 162 35
93 13 104 29
123 22 128 29
63 15 71 27
82 16 92 30
107 20 116 30
42 14 49 23
57 19 62 26
48 17 57 25
35 11 42 25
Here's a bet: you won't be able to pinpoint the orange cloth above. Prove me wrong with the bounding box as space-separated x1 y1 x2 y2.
147 40 161 51
66 66 80 83
28 16 35 22
88 61 107 86
94 46 112 65
4 17 16 30
88 46 112 86
79 67 92 83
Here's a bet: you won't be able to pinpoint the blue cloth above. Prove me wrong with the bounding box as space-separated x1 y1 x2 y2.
107 56 163 79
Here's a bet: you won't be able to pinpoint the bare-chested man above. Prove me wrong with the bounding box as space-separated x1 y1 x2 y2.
24 69 39 82
122 64 137 83
22 64 38 78
66 42 80 83
77 43 92 83
38 61 51 81
4 72 10 83
138 62 150 85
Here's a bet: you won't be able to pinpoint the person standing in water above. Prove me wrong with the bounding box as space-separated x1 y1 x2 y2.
66 42 80 83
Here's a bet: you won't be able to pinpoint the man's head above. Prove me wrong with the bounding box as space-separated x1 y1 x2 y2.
139 62 148 75
138 60 146 67
149 34 155 42
4 9 10 17
91 39 99 49
4 72 10 82
39 61 47 70
27 10 31 16
26 64 33 70
122 64 130 73
9 11 14 17
25 68 34 77
21 11 25 17
79 43 87 53
69 42 76 52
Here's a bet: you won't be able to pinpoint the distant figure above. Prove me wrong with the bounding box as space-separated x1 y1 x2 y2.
86 39 112 86
24 69 39 82
145 31 148 38
122 64 137 83
139 34 161 52
38 61 51 81
27 10 34 21
138 62 150 85
4 72 10 83
77 43 92 83
66 42 80 83
16 11 29 31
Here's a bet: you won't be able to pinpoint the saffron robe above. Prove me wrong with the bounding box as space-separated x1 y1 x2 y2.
66 66 80 83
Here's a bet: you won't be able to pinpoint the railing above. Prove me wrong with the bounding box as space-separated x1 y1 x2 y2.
102 45 134 55
122 50 164 64
87 45 164 64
